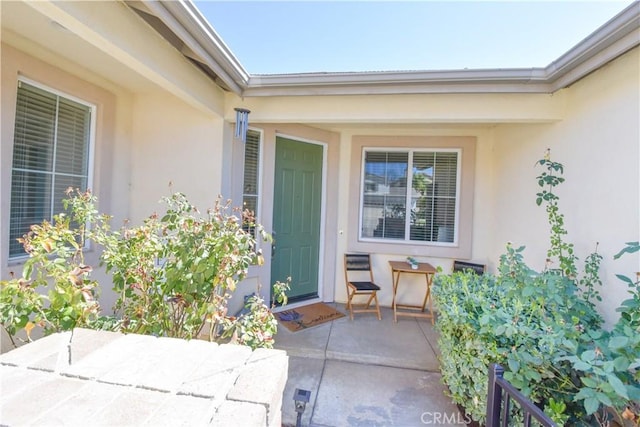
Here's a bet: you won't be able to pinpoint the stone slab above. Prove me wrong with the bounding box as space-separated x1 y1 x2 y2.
98 335 192 390
68 327 124 363
60 333 150 380
0 330 71 369
227 348 288 426
177 343 253 398
29 381 122 426
92 387 172 425
0 364 51 401
0 329 288 427
209 400 267 427
142 394 219 426
0 375 85 425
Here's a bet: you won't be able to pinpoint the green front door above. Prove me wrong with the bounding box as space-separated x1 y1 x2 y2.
271 137 323 302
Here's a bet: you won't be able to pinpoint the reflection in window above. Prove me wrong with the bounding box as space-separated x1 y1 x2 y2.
9 80 93 258
360 149 459 244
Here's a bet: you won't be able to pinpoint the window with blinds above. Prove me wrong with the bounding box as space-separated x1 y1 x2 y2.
9 80 93 258
360 149 460 244
242 129 261 234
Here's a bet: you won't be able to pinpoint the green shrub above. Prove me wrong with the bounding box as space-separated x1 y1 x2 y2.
432 152 639 426
1 190 103 346
1 189 288 350
434 257 595 424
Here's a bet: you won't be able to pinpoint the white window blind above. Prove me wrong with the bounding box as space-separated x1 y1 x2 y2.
242 129 261 233
9 80 93 258
360 149 459 244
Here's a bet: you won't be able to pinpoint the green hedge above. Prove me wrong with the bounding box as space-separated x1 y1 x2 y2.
432 244 640 426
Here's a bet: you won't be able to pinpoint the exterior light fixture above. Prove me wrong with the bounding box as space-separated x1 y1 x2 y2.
234 107 250 143
293 388 311 427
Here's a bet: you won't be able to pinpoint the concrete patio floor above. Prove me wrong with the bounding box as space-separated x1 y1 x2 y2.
274 304 464 427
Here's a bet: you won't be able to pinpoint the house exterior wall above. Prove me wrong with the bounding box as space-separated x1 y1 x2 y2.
2 0 637 333
1 1 229 345
1 43 126 295
128 93 225 224
231 48 638 325
12 0 226 116
227 92 565 125
0 42 127 352
491 47 640 326
225 123 341 315
333 127 496 309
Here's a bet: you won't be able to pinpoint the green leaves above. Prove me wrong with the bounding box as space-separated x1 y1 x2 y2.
432 150 640 425
608 335 629 350
2 189 284 351
97 192 280 345
613 241 639 260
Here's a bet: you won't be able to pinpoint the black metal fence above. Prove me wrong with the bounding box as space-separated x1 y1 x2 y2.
486 364 556 427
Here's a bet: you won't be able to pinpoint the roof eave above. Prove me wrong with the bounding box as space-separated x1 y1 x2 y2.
243 68 551 96
134 0 249 95
147 0 639 97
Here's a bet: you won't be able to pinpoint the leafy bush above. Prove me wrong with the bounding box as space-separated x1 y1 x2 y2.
434 255 591 424
1 190 102 346
432 152 640 426
1 189 288 350
563 241 640 426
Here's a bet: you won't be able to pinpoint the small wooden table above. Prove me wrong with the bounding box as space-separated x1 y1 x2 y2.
389 260 437 324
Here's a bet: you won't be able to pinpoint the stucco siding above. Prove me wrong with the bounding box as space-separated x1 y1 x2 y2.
331 127 494 310
128 93 224 224
226 92 565 125
0 43 130 347
491 47 640 326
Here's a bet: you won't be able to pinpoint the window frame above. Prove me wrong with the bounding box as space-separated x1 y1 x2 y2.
241 127 263 234
358 147 461 246
348 135 475 260
9 77 96 260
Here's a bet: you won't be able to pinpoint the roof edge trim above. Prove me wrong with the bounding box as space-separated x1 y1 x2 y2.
157 1 639 96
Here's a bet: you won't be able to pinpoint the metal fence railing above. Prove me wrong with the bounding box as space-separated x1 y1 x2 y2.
486 363 556 427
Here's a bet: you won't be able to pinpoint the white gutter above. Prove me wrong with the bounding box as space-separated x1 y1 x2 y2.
139 0 249 95
244 68 551 96
243 1 639 96
545 0 640 91
147 0 639 97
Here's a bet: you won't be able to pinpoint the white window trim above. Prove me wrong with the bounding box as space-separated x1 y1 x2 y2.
9 77 97 260
358 147 461 247
242 127 264 224
348 135 475 260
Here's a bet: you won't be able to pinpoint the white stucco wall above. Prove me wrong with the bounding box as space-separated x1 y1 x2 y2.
491 48 640 326
230 46 638 326
330 127 498 309
1 1 229 352
0 42 131 351
128 94 225 223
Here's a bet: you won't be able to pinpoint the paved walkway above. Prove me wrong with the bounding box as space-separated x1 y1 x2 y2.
275 305 464 427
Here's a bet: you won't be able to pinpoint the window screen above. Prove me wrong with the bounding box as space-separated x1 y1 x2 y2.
360 149 459 244
9 80 93 258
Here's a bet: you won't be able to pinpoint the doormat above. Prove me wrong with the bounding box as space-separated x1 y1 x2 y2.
276 303 345 332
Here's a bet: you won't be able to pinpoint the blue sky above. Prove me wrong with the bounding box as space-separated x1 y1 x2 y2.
193 1 634 74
